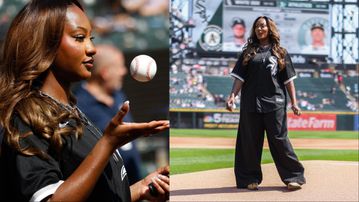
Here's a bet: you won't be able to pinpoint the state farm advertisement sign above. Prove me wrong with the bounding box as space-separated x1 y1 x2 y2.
288 114 336 130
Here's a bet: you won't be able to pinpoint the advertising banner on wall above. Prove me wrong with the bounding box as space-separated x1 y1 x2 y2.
203 112 337 130
203 112 239 128
287 113 336 130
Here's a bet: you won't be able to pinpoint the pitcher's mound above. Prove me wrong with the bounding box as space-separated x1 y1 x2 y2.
170 161 358 201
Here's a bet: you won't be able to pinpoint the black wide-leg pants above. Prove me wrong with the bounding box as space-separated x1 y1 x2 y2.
234 108 306 188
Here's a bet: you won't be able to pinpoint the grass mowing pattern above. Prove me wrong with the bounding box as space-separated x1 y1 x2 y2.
170 148 359 174
170 129 359 139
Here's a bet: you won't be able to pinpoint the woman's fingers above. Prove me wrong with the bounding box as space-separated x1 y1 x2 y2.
226 94 236 112
113 101 130 125
107 101 130 131
157 165 170 176
291 105 301 116
152 121 170 132
158 174 169 184
150 176 168 195
143 167 170 200
129 120 169 132
226 100 234 111
156 176 170 192
114 120 169 137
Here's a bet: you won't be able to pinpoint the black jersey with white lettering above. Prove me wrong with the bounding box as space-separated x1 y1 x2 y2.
0 114 131 202
231 47 296 113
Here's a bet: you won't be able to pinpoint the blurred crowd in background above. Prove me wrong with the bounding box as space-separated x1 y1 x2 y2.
170 57 359 112
0 0 169 52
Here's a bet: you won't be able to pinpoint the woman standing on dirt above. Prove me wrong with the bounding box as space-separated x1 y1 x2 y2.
226 16 306 191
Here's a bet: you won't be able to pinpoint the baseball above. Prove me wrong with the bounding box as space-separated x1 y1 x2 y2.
130 55 157 82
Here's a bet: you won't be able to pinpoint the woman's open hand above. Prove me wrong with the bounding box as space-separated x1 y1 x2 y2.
103 101 169 148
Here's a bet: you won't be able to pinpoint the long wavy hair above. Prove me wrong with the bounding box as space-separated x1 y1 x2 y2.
242 16 287 70
0 0 84 159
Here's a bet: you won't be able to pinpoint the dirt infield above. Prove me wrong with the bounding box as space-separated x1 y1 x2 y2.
170 161 359 201
170 137 359 150
170 137 359 201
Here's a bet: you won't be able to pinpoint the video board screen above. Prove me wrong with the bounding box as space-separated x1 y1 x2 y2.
192 0 330 58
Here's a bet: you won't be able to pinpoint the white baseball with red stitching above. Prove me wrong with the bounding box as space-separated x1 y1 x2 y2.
130 55 157 82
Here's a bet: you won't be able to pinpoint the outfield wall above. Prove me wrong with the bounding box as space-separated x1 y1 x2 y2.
170 109 359 131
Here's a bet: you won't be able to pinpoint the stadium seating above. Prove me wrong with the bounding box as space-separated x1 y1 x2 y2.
295 77 354 111
170 72 217 108
345 76 359 99
170 72 358 112
204 75 232 96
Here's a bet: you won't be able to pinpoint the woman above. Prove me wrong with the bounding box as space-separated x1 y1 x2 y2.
226 16 306 191
0 0 169 201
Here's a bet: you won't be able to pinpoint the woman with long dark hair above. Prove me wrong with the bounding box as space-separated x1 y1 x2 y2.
226 16 306 191
0 0 169 201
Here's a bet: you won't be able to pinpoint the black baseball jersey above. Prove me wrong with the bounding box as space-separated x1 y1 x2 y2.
0 114 131 202
231 47 296 113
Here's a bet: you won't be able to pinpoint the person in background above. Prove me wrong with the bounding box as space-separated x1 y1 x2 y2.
302 23 329 54
75 44 143 185
231 17 247 48
223 17 247 52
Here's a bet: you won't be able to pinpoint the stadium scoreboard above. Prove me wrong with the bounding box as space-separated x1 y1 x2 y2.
192 0 333 64
226 0 330 9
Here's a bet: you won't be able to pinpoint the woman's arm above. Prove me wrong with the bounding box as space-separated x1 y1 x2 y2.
49 102 169 201
226 79 243 111
286 80 301 116
49 134 119 201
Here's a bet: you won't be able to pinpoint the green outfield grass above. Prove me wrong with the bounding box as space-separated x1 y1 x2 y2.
170 148 359 174
170 129 359 139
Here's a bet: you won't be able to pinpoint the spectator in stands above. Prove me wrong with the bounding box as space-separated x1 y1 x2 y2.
337 72 344 86
302 23 329 54
346 86 351 94
75 44 143 185
331 85 336 94
226 16 305 191
0 1 169 201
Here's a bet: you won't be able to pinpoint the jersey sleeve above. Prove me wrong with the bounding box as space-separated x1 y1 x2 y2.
11 118 64 201
280 52 297 84
230 53 247 82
